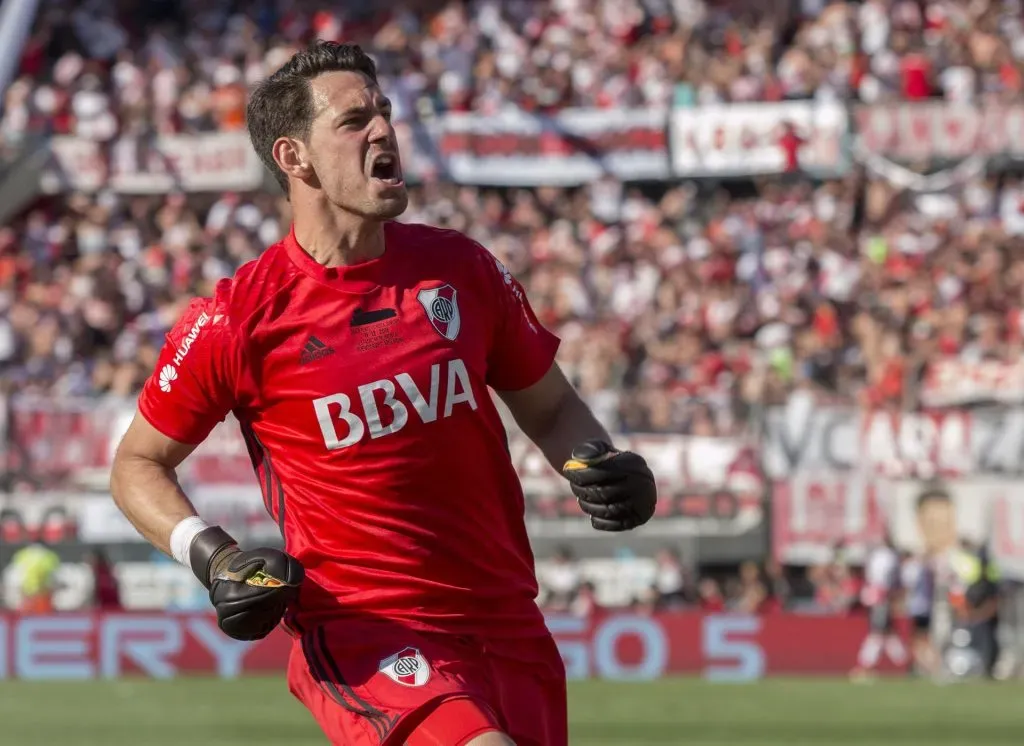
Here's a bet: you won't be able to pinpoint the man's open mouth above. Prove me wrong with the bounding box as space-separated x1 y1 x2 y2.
370 153 403 185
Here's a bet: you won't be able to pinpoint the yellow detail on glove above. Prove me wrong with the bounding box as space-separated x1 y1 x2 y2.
563 450 617 471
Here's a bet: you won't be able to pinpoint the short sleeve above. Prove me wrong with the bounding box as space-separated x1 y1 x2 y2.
137 288 241 445
476 247 561 391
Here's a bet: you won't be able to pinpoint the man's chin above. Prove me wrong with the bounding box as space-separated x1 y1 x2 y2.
371 190 409 219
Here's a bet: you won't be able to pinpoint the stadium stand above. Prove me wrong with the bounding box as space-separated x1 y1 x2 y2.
2 0 1024 684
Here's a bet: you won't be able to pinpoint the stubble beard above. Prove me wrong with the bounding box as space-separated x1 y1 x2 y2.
329 185 409 223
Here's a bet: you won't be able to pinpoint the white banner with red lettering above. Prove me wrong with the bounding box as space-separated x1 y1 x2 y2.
771 473 886 565
669 101 849 176
921 358 1024 407
434 109 670 185
512 431 763 536
42 134 266 194
762 393 1024 479
856 102 1024 162
773 474 1024 579
2 396 762 540
884 479 1024 581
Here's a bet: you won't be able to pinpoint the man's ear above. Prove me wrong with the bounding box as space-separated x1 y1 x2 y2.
272 137 313 182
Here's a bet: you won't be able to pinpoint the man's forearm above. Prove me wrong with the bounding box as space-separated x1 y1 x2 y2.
109 454 199 555
529 390 611 472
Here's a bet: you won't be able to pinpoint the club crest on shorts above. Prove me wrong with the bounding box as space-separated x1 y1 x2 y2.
417 284 461 341
378 647 430 687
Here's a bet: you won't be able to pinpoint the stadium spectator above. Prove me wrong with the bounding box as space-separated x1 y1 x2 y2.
7 541 61 613
765 557 793 610
697 577 726 612
733 560 771 613
85 548 122 611
901 550 939 676
852 538 909 680
810 558 862 615
650 547 694 608
539 545 583 611
570 580 601 618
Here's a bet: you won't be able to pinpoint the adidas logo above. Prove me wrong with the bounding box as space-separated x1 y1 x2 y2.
300 336 335 365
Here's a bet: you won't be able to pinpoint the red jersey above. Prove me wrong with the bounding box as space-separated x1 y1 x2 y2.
138 221 560 638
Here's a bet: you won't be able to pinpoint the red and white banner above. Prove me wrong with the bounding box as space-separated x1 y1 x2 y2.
512 432 763 536
43 134 266 194
774 474 1024 579
0 611 905 680
3 395 763 540
0 493 79 544
434 109 670 185
669 102 848 176
2 397 132 491
771 473 887 564
884 478 1024 581
762 397 1024 479
75 487 282 545
72 429 763 542
990 490 1024 581
921 358 1024 407
856 103 1024 161
30 103 1024 195
857 409 974 479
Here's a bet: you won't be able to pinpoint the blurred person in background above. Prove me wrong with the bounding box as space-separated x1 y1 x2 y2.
947 539 1001 679
851 536 908 681
85 547 122 611
651 546 694 608
827 553 862 614
541 546 583 612
698 577 726 612
764 556 792 611
9 541 61 613
900 549 938 677
733 560 771 613
912 488 1003 677
825 561 861 615
570 581 600 619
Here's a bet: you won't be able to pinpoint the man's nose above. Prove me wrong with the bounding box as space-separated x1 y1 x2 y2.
368 114 391 143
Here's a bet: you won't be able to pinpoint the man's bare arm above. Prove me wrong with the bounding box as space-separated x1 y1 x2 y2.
497 362 610 470
109 413 201 555
110 412 304 640
498 361 657 532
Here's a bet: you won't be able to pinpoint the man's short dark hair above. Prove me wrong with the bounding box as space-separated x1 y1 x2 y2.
247 41 378 194
916 487 951 510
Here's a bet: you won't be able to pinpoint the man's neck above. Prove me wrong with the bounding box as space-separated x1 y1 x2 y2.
292 198 385 268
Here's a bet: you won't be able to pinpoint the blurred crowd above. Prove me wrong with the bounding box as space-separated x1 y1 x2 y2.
4 0 1024 436
8 173 1024 434
7 0 1024 146
537 542 955 628
536 544 878 616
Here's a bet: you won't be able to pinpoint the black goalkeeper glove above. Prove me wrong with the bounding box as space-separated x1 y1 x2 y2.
188 526 304 641
562 440 657 531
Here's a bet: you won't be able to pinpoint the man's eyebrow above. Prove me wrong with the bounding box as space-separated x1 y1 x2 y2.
338 103 370 117
328 99 393 121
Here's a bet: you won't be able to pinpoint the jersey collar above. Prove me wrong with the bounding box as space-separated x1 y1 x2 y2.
282 223 398 294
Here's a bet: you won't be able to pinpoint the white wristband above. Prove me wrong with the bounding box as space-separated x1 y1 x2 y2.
170 516 210 567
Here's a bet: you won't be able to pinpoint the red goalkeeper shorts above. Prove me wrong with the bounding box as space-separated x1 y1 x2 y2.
287 619 567 746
